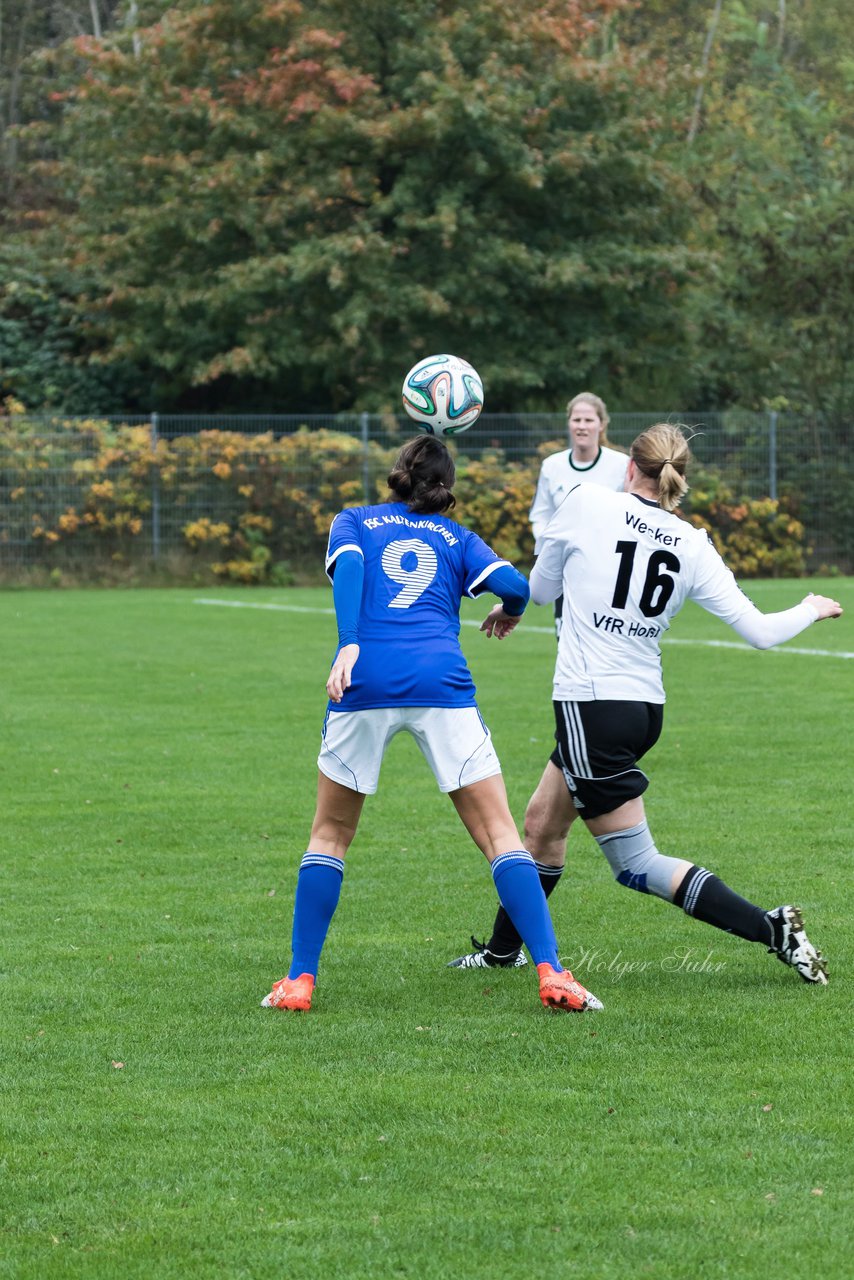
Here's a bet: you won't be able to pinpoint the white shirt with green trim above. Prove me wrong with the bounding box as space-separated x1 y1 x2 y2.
530 445 628 550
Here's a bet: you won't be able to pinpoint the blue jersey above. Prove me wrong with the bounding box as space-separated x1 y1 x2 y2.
325 502 510 711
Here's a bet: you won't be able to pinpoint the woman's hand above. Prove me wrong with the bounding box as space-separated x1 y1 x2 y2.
804 593 843 621
326 643 360 702
480 605 522 640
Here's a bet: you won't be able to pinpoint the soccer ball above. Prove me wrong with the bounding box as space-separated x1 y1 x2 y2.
401 354 484 436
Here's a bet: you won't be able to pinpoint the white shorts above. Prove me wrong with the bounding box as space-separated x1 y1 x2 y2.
318 705 502 795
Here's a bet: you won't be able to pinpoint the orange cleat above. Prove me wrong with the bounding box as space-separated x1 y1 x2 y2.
537 962 603 1012
261 973 315 1011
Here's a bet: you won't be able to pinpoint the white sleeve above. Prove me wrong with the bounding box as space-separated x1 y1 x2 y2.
728 601 819 649
529 536 565 605
690 537 819 649
529 463 555 547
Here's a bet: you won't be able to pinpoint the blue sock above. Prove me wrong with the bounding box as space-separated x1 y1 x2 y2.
288 853 344 979
491 850 562 970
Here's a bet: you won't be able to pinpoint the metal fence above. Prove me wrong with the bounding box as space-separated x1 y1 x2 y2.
0 411 850 573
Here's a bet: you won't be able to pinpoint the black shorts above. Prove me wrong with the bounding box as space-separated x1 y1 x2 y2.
549 699 664 820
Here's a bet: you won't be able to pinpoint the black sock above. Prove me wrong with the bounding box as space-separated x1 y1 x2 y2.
674 865 771 944
486 862 564 956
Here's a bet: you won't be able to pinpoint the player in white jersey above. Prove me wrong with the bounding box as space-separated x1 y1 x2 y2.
451 423 841 984
529 392 628 638
530 392 629 549
261 435 603 1015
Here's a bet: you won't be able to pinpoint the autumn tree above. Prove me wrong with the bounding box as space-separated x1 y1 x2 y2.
14 0 696 412
0 0 173 407
0 1 165 205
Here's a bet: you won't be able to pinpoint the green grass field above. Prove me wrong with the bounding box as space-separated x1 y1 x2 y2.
2 582 852 1279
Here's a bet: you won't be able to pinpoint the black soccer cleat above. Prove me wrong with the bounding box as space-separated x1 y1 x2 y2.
447 936 528 969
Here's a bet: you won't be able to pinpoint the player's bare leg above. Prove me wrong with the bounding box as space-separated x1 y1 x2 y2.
524 759 580 864
307 772 366 858
448 773 521 862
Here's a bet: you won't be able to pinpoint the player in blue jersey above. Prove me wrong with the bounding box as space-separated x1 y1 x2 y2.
451 423 842 983
261 435 603 1014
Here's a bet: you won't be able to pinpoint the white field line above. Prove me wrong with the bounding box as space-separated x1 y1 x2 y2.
192 597 853 660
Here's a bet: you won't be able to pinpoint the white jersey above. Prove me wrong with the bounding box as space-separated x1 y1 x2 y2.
530 445 628 550
530 485 819 704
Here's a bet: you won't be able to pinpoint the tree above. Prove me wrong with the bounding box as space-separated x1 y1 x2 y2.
678 5 854 427
0 237 146 409
1 0 150 206
15 0 696 412
613 1 854 428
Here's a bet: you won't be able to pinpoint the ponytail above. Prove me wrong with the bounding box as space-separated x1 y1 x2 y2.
630 424 691 512
387 437 456 514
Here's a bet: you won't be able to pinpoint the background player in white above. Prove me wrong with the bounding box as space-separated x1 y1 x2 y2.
452 423 841 982
531 391 628 642
529 392 628 551
261 435 603 1014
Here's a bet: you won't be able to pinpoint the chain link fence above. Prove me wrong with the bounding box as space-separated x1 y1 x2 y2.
0 411 850 575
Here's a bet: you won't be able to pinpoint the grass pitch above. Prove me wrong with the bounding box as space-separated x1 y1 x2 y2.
1 582 852 1279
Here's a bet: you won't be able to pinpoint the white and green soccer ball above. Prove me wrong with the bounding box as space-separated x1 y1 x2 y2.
401 353 484 436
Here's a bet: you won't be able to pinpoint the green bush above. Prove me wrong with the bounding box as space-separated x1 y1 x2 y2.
451 447 539 565
170 428 394 582
684 469 808 578
0 410 154 570
0 412 810 582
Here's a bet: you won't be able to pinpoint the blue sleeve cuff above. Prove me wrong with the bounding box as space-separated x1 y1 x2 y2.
331 551 364 646
481 563 530 616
